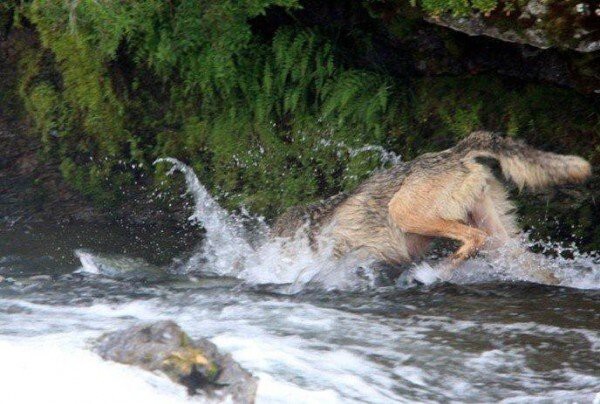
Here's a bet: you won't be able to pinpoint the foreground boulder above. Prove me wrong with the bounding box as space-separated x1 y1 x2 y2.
94 321 257 403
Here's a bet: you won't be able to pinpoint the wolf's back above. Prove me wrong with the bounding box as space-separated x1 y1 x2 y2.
461 131 591 190
271 192 348 238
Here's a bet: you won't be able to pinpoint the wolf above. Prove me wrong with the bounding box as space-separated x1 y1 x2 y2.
272 131 592 283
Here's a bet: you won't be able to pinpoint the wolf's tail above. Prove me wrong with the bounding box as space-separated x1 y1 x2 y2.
464 131 592 190
496 150 591 190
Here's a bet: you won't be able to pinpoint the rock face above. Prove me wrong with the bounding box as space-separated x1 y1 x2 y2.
422 1 599 52
94 321 257 403
365 0 599 92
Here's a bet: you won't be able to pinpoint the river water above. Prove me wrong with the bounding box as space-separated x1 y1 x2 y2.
1 159 598 403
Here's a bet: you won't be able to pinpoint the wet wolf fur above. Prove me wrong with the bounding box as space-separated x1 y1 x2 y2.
272 131 591 282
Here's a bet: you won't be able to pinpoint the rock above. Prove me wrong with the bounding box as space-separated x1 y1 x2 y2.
366 1 599 92
2 277 17 285
94 321 257 403
1 304 32 314
75 250 169 281
421 1 599 53
28 274 52 282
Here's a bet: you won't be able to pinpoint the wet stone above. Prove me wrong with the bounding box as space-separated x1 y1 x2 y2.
28 274 52 282
0 304 33 314
93 320 257 403
2 277 20 286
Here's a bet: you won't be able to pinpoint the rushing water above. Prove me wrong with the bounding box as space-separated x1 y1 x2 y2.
1 159 599 403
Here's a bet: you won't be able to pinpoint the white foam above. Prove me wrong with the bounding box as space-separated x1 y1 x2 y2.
256 373 341 404
392 365 429 387
0 296 411 403
0 336 192 404
410 262 443 285
2 286 599 403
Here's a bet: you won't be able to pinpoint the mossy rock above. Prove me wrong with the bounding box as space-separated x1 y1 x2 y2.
94 320 257 402
369 0 599 52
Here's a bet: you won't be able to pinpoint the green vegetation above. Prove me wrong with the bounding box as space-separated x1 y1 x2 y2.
417 0 499 16
2 0 599 249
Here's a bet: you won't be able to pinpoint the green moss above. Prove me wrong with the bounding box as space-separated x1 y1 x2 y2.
402 75 599 159
28 2 128 153
414 0 502 16
205 362 220 381
0 1 16 30
24 83 63 147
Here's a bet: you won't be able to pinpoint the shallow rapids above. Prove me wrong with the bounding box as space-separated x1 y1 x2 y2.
0 159 599 403
1 264 599 403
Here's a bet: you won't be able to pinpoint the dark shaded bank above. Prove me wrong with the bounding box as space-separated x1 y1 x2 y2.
0 1 598 251
0 71 200 254
0 115 202 261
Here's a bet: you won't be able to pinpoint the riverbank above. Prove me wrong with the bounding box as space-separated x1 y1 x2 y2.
1 1 598 251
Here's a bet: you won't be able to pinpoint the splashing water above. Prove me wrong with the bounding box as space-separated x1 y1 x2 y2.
155 158 599 291
155 158 255 276
154 158 381 292
317 139 403 166
408 237 600 290
346 144 403 166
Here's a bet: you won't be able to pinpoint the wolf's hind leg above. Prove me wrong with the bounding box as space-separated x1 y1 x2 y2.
391 215 488 267
469 192 511 249
470 194 559 285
